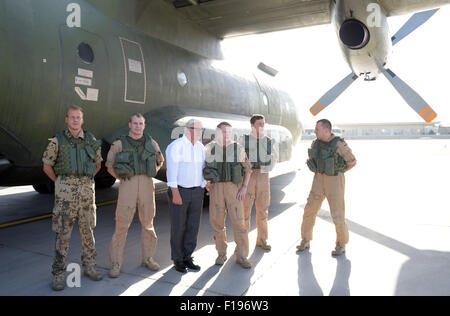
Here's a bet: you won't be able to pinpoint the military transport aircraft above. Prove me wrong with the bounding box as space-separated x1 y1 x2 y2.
0 0 448 193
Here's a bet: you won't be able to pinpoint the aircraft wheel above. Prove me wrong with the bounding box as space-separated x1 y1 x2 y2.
32 182 55 194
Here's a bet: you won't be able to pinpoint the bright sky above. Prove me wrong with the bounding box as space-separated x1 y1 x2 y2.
222 8 450 128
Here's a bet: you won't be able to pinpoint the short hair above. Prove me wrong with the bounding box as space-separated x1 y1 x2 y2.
250 114 265 125
186 119 202 128
317 119 332 131
129 113 145 123
66 105 84 117
217 121 232 129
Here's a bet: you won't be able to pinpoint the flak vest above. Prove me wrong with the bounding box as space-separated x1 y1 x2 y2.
243 135 272 169
203 142 244 184
307 137 347 176
113 134 158 180
53 130 101 178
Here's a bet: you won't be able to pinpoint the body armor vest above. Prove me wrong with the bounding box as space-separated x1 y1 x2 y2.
53 130 100 178
113 134 158 180
203 142 244 184
243 135 272 169
307 137 347 176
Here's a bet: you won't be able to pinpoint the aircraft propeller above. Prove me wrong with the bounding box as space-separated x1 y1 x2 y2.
310 8 441 123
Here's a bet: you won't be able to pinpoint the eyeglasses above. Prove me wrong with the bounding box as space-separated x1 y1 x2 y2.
188 127 205 132
67 116 82 121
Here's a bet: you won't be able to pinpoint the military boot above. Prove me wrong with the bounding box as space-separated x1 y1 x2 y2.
84 265 103 281
332 243 346 256
52 273 65 291
142 257 160 271
296 239 310 252
256 239 272 251
215 254 227 266
236 257 252 269
109 263 121 278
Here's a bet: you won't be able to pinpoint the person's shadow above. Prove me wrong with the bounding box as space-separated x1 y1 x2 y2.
201 248 265 296
297 249 351 296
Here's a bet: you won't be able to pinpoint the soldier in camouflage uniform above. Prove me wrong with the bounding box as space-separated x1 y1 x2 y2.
42 106 103 291
297 119 357 256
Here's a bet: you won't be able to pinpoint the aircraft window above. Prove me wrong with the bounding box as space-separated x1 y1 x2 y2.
262 93 269 106
78 42 94 64
177 71 188 87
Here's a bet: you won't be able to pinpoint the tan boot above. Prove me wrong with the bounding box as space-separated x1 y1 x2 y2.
52 273 65 291
109 263 121 278
296 239 310 252
332 243 346 256
256 239 272 251
84 266 103 281
215 254 227 266
236 257 252 269
142 257 160 271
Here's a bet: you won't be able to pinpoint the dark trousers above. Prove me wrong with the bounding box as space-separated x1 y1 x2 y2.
168 186 204 264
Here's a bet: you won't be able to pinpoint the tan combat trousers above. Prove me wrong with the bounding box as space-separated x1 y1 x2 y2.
301 173 349 245
209 182 249 259
243 169 270 241
109 175 157 265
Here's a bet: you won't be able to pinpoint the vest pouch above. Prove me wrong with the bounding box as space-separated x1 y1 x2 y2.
114 152 134 179
84 145 96 160
203 162 220 182
115 152 131 164
144 139 156 154
114 164 134 180
80 148 96 176
324 157 335 176
231 163 243 184
143 153 157 178
306 159 317 173
84 161 97 176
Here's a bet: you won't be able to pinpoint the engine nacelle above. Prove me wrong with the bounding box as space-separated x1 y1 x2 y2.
339 19 370 50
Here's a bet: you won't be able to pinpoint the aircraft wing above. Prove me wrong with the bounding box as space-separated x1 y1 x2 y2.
379 0 450 17
165 0 332 39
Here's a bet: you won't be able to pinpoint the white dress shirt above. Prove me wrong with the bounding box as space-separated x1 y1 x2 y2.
166 135 206 189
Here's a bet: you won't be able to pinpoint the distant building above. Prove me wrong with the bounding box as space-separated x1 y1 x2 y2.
338 122 440 138
302 122 444 140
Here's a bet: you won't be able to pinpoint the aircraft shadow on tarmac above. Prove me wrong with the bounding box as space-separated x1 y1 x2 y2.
295 207 450 296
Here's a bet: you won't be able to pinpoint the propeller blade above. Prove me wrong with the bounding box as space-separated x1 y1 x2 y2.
310 73 358 116
382 68 437 122
391 8 440 46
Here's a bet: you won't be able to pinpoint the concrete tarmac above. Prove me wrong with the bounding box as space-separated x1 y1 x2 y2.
0 139 449 296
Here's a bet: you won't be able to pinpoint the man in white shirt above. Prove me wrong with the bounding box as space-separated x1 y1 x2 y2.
166 119 206 273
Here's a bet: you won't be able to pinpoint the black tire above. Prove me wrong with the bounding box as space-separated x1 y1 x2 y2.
94 165 116 189
32 182 55 194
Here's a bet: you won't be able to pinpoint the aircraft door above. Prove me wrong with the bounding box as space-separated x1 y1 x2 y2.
59 26 110 133
119 37 147 104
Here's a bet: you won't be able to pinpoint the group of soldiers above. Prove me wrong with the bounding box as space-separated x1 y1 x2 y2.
42 105 356 291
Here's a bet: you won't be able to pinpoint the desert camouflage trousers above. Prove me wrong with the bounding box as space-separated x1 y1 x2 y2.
52 176 97 275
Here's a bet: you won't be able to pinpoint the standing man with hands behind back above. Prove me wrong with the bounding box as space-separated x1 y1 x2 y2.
297 119 356 256
42 105 103 291
106 113 164 278
166 119 206 273
203 122 253 269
